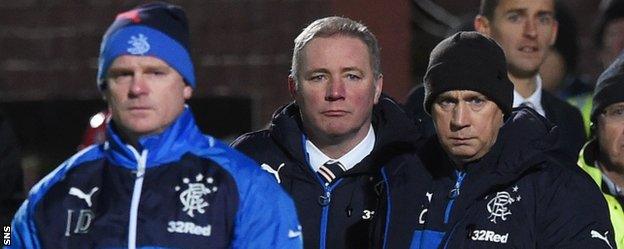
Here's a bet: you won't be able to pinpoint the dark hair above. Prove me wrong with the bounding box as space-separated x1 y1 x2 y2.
553 1 579 72
594 0 624 49
479 0 499 20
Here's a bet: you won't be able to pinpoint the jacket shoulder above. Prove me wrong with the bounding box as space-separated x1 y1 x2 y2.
529 159 617 248
197 138 303 248
230 129 273 152
542 91 584 120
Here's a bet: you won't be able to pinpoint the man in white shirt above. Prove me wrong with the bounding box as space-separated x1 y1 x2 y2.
474 0 585 163
232 16 428 249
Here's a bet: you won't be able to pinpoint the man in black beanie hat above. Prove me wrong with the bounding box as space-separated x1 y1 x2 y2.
7 2 303 249
402 31 616 248
577 51 624 249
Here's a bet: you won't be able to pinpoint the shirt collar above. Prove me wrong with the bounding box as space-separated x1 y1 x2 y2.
305 124 375 172
597 161 624 197
512 75 546 117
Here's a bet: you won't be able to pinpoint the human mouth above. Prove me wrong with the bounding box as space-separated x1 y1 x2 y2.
519 45 538 53
449 137 473 145
128 106 152 112
322 110 349 117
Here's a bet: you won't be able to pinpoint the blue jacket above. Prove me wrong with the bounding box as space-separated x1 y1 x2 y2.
378 107 616 249
8 108 302 249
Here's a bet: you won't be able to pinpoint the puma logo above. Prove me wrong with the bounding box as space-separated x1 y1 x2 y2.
261 163 285 183
590 230 613 249
69 187 99 207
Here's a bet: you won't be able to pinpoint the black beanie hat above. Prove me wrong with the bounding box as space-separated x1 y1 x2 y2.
423 31 513 116
97 1 195 89
591 51 624 122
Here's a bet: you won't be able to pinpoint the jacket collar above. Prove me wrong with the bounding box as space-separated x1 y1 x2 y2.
424 108 558 198
269 95 423 175
104 107 206 169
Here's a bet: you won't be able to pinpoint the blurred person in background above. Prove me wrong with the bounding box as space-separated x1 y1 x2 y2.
0 109 23 226
569 0 624 137
76 110 110 151
474 0 585 164
539 1 592 99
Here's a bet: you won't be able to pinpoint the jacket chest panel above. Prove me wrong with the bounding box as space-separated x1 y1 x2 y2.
35 160 237 249
448 183 536 248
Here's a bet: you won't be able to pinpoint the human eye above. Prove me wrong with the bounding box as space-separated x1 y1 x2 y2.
345 73 362 81
108 70 133 82
506 12 522 23
608 106 624 119
537 14 553 25
468 96 485 104
308 74 326 82
436 97 456 110
467 96 487 109
146 68 168 76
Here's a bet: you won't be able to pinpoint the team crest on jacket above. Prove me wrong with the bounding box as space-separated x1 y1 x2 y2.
127 33 150 55
486 185 521 224
175 173 218 217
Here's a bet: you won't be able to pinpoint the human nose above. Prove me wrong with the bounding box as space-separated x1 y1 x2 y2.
325 77 346 101
129 73 149 97
523 19 537 39
450 102 470 131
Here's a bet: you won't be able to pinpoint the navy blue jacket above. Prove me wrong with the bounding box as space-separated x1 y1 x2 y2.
379 108 616 249
8 108 302 249
231 96 429 249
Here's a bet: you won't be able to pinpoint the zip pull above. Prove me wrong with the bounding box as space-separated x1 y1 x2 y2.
126 145 148 178
448 171 466 199
136 149 147 178
318 191 331 206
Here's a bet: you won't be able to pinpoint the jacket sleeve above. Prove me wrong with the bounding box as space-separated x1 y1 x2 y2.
229 154 302 249
536 166 617 249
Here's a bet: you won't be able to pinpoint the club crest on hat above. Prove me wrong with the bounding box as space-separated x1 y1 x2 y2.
127 33 150 55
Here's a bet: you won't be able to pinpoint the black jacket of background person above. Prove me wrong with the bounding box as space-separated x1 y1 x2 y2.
378 107 616 249
0 110 22 225
231 96 430 249
404 85 586 165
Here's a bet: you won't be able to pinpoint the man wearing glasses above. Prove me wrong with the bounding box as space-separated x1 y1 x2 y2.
578 52 624 249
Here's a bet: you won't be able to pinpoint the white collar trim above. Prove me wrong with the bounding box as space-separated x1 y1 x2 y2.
306 124 375 172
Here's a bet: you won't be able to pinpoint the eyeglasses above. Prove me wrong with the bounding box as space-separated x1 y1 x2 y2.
601 104 624 122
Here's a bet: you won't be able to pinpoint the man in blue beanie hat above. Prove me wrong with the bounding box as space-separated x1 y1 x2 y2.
7 2 302 249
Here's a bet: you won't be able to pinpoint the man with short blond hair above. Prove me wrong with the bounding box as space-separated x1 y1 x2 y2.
232 16 428 249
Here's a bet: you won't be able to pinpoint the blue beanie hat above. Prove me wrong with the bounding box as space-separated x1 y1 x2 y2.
97 2 195 89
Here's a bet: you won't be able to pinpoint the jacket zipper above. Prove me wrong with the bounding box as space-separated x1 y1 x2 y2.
127 146 148 249
381 167 391 249
444 171 466 224
441 170 466 249
318 178 343 249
